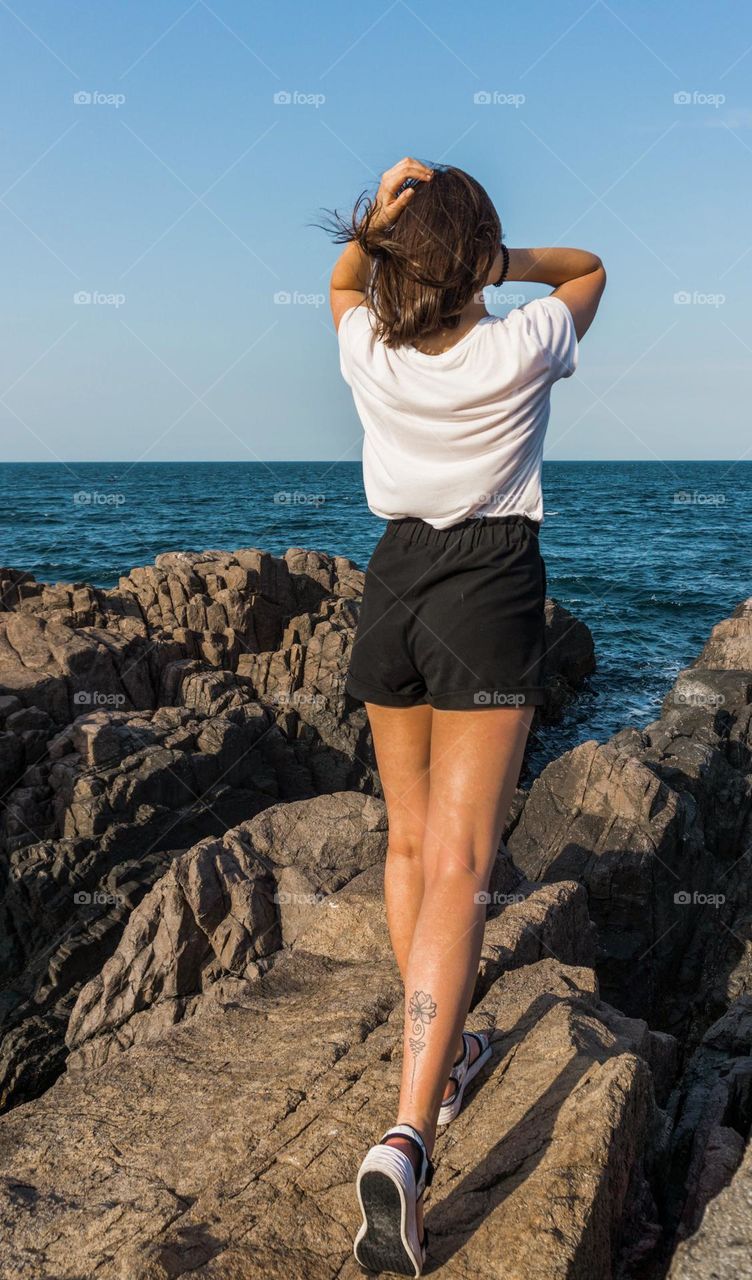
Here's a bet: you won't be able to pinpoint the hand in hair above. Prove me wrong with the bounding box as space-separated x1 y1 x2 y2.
326 161 500 340
371 156 434 229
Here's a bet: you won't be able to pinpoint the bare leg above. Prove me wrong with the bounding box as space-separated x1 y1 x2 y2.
365 702 433 978
365 702 533 1242
366 702 474 1088
396 706 534 1153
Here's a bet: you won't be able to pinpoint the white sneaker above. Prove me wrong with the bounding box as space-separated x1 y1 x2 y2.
353 1123 433 1277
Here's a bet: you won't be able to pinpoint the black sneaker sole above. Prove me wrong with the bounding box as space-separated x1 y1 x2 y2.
355 1169 421 1277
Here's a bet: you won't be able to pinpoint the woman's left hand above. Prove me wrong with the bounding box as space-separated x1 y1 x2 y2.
371 156 434 229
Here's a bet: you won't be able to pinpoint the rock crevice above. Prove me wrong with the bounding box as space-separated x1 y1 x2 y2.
2 553 751 1277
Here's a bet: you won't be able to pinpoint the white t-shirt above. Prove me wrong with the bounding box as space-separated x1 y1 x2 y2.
337 294 578 529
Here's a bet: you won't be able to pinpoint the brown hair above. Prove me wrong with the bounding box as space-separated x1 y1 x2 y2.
322 165 501 348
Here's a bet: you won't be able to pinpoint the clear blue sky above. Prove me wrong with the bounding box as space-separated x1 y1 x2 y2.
1 0 750 463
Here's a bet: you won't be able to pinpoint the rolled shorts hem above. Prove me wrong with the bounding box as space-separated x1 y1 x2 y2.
345 676 545 710
430 687 546 710
345 676 429 707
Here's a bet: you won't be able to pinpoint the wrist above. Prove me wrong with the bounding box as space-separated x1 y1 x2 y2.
504 248 536 283
492 243 510 288
504 247 602 287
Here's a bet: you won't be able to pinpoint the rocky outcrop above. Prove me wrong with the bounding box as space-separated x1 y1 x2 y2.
4 581 752 1274
0 547 595 1113
0 549 591 739
661 997 752 1264
0 699 301 1111
64 793 387 1069
0 548 375 1113
667 1139 752 1279
0 549 372 798
0 779 675 1279
0 930 669 1279
508 599 752 1045
500 597 752 1270
63 791 600 1073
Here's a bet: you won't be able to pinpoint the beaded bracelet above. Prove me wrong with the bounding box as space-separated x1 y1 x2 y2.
493 243 510 288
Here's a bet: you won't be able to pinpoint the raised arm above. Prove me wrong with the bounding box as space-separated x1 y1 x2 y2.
504 247 606 340
329 157 434 331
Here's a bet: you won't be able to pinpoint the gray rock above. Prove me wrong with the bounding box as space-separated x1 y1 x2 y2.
663 997 752 1243
0 544 411 1112
667 1139 752 1279
65 793 388 1069
508 598 752 1041
0 946 664 1280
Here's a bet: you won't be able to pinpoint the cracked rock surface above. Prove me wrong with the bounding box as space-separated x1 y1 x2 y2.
0 547 594 1114
0 945 664 1279
508 598 752 1044
7 554 752 1277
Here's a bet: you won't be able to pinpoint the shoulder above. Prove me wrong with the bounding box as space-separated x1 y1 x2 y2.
508 294 575 338
337 302 374 342
503 295 579 380
336 303 377 386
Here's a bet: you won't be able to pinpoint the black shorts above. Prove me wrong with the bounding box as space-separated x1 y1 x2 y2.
345 514 547 711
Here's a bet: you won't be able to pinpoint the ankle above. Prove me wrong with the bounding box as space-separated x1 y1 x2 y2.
384 1134 418 1165
394 1118 435 1161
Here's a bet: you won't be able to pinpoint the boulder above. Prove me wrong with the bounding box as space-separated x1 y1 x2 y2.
65 796 599 1074
65 793 388 1069
693 596 752 670
507 736 700 1021
663 997 752 1246
667 1139 752 1279
508 599 752 1041
0 945 667 1280
539 596 595 721
0 544 410 1113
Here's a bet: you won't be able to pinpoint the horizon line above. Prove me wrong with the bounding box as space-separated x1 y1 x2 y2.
2 459 750 467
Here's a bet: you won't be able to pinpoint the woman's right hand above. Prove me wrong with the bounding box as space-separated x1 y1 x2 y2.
371 157 434 229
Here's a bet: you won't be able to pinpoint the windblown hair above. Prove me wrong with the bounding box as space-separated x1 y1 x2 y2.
322 165 501 348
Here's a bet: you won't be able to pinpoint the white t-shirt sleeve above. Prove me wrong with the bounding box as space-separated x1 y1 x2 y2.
517 295 579 382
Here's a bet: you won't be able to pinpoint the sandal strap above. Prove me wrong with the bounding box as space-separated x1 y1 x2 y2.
380 1124 435 1196
448 1030 489 1090
465 1030 488 1057
448 1032 472 1085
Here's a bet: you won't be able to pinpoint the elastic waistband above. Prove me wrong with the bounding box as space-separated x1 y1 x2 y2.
384 513 539 549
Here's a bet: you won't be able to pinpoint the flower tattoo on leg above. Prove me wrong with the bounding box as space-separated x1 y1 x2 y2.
407 990 437 1095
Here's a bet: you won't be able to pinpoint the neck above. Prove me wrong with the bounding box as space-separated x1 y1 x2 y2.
436 297 488 335
410 300 489 354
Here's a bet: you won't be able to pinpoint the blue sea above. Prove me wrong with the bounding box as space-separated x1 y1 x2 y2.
1 461 748 773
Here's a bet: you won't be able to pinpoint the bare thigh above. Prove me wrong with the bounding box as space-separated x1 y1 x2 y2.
422 706 534 879
365 703 433 852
